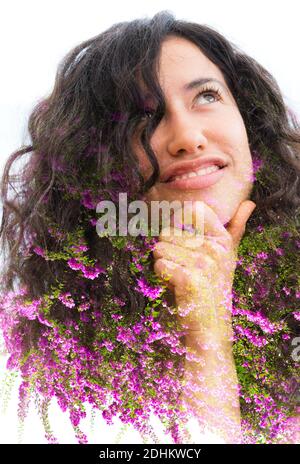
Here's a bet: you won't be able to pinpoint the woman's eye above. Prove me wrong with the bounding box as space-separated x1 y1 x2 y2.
138 87 221 123
195 87 222 105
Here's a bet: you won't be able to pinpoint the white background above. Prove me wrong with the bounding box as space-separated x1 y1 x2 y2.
0 0 299 443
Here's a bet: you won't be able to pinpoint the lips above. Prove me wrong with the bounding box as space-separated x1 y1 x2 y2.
163 165 227 190
160 156 228 183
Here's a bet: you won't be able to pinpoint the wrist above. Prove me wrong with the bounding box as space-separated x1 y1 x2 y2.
177 303 234 344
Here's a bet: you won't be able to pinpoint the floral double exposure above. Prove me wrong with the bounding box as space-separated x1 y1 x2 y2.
0 209 299 444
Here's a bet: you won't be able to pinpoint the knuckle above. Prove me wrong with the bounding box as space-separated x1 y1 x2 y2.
223 231 234 246
152 248 163 260
153 257 164 272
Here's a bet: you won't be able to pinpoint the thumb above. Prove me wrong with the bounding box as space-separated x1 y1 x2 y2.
226 200 256 249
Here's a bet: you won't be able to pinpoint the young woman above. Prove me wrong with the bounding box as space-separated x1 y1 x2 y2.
0 11 299 444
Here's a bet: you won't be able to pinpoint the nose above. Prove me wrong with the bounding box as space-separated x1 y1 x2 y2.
166 116 209 156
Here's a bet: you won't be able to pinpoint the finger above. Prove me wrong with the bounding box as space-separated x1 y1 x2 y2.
159 227 205 250
226 201 256 249
159 201 228 252
153 240 211 268
168 200 225 239
153 257 191 288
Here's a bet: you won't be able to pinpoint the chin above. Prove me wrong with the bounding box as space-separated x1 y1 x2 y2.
199 198 233 227
215 208 232 227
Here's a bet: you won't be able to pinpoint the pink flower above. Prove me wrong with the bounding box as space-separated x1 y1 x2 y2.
37 312 53 327
78 302 90 312
67 258 84 271
282 287 291 296
275 248 284 256
80 190 96 209
132 323 143 334
19 298 43 320
58 292 75 308
101 340 115 352
113 297 126 306
256 252 268 260
235 324 268 347
33 246 46 258
165 361 173 369
82 265 105 279
71 244 89 253
135 278 163 299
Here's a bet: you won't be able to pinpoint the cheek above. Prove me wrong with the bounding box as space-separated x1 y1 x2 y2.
226 156 253 205
222 114 253 182
219 108 248 147
131 135 152 180
235 143 254 192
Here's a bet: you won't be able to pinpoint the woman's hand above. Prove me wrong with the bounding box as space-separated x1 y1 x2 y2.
152 199 256 443
152 200 256 341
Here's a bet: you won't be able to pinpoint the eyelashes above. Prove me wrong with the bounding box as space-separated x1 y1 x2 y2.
139 84 223 122
194 85 223 105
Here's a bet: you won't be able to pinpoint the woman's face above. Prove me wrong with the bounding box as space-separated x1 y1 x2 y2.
132 35 254 226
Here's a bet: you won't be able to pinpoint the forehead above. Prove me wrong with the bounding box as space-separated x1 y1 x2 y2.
157 36 226 92
139 35 232 106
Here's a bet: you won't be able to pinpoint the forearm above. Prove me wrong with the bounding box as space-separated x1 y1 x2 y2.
182 332 241 443
177 293 242 443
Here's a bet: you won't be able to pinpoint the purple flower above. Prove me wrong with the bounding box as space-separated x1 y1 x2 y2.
116 326 136 345
19 298 43 320
101 340 115 352
233 307 281 334
78 302 90 312
135 278 163 299
82 265 105 280
132 323 144 334
33 246 46 258
252 155 264 173
256 251 268 260
37 312 53 327
71 244 89 253
235 325 268 347
58 292 75 308
275 248 284 256
113 297 126 306
80 190 96 209
282 287 291 296
67 258 84 271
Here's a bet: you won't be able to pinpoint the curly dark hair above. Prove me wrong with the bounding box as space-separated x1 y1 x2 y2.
0 10 299 440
